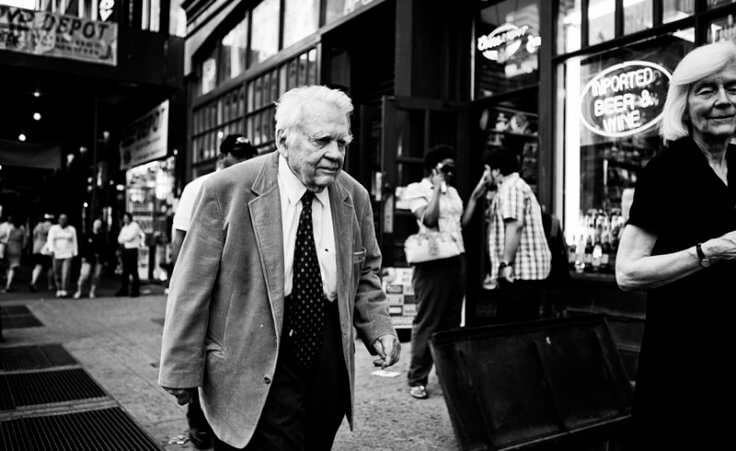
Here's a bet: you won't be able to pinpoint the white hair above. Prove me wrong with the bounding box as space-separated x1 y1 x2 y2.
660 40 736 142
274 85 354 147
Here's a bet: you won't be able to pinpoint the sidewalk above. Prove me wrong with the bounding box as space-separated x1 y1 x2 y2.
0 282 458 450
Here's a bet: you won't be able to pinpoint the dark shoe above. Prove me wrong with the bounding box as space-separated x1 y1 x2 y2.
188 427 213 450
130 292 140 298
115 290 128 297
29 284 36 293
3 287 15 293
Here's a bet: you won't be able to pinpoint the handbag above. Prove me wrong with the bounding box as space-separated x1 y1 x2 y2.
404 231 461 264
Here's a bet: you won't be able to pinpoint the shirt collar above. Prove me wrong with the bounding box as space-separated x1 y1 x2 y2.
498 172 520 185
278 153 329 207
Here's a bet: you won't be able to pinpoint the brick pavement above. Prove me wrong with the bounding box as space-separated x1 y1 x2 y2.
0 283 458 451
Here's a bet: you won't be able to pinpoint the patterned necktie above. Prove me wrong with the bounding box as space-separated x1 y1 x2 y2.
288 191 326 368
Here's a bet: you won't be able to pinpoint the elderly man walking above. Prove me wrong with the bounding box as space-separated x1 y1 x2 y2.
159 85 400 451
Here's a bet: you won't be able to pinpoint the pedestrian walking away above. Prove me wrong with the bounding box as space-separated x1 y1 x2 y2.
46 213 78 298
169 133 258 450
616 40 736 451
74 218 106 299
117 212 143 297
1 215 28 293
30 213 55 292
159 85 399 451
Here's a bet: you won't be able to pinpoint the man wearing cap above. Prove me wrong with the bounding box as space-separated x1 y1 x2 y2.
170 134 258 449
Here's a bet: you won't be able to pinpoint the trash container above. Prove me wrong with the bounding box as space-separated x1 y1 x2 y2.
430 314 633 451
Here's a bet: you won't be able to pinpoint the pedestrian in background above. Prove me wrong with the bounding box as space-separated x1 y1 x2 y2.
47 213 78 298
30 213 55 293
159 85 399 450
169 133 258 450
401 144 467 400
116 212 143 297
74 218 106 299
616 40 736 451
2 215 28 293
478 147 551 322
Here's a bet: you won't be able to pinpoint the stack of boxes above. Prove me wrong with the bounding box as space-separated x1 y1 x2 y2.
381 267 416 329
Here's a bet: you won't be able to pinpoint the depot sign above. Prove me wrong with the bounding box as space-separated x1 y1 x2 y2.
120 101 169 170
580 61 671 138
0 5 117 65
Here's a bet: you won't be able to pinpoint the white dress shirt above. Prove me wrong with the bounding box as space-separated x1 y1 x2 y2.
278 154 337 301
118 221 144 249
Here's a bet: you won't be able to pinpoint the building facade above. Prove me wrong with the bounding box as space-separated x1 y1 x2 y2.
0 0 185 280
182 0 736 375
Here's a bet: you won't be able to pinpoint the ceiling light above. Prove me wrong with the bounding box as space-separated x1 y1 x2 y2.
18 133 26 142
33 90 41 97
33 112 41 121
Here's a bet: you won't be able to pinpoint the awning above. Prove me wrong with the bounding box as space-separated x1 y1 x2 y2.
0 139 62 170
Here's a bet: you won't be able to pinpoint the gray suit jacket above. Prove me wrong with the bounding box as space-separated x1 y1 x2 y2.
158 151 396 447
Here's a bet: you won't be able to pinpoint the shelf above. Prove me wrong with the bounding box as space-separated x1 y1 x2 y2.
484 130 538 139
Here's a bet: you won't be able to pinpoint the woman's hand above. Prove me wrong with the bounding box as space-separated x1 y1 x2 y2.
470 173 490 202
704 230 736 263
430 168 445 189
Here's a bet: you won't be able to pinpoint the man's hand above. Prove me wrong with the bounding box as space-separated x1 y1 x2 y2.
372 334 401 369
163 386 197 405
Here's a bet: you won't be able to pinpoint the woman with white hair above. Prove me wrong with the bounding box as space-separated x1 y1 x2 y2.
616 41 736 449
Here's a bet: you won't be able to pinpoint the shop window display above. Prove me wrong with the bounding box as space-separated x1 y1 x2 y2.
556 32 694 274
125 157 176 281
624 0 653 36
663 0 694 23
707 13 736 43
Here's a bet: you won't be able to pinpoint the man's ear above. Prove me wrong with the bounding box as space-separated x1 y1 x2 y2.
275 129 288 156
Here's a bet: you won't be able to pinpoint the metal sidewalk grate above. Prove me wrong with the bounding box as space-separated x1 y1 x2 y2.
0 305 43 329
0 306 31 316
0 369 108 411
0 344 77 372
0 407 162 450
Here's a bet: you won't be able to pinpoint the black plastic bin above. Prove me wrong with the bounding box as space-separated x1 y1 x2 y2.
430 315 633 451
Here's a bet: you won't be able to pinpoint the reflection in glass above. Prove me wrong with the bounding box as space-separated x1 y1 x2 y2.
624 0 652 35
219 16 248 83
556 32 694 272
663 0 694 23
588 0 614 45
283 0 319 48
250 0 280 66
325 0 346 24
475 0 540 98
557 0 581 54
707 14 736 43
708 0 736 8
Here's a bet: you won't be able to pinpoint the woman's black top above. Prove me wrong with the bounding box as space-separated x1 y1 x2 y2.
626 136 736 448
80 231 106 265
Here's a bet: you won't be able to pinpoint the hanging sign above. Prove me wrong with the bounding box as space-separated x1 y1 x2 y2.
0 5 117 66
120 100 170 170
580 61 671 138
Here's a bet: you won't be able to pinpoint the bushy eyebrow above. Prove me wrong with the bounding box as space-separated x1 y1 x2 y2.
309 132 354 144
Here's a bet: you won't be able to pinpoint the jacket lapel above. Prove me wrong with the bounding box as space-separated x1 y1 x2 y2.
249 152 286 337
329 179 354 331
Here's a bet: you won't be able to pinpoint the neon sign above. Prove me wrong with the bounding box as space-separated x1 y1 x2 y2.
580 61 671 138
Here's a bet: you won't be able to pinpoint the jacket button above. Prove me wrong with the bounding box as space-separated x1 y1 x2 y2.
264 376 271 385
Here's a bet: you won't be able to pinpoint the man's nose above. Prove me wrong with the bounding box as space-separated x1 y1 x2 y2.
323 141 344 160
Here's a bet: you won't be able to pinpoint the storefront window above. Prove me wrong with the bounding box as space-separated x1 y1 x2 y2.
126 157 176 281
557 0 581 54
707 13 736 43
588 0 614 46
250 0 280 66
201 54 217 95
283 0 319 48
325 0 345 24
556 32 694 273
663 0 694 23
475 0 540 98
624 0 652 35
219 15 248 84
